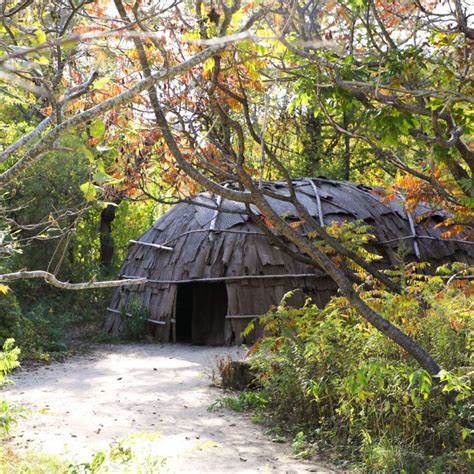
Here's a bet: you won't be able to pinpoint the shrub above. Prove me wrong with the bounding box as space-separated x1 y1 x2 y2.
208 391 268 413
0 338 20 389
243 266 473 472
0 292 23 347
120 297 150 341
0 338 20 437
0 286 111 360
68 432 165 473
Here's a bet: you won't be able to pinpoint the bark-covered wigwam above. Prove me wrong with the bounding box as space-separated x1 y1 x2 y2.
103 178 473 345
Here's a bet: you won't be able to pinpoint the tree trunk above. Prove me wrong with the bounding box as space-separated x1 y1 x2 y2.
99 204 116 268
302 110 322 176
342 110 350 180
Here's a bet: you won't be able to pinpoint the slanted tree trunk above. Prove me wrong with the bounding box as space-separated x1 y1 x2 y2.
114 0 443 380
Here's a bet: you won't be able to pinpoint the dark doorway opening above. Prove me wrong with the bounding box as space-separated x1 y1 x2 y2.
174 282 228 345
175 283 193 342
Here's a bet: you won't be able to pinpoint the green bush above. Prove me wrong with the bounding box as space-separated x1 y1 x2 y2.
208 391 268 413
119 297 150 341
0 338 20 388
0 292 23 347
0 295 70 360
0 285 111 360
243 267 473 472
0 338 21 437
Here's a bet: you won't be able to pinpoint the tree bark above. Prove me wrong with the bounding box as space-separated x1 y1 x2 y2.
99 203 117 268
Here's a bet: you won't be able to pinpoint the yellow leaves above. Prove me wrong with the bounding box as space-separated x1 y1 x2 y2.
440 224 467 238
202 57 215 75
34 29 47 45
31 29 49 64
182 30 201 42
230 6 245 28
245 59 262 81
128 50 141 61
34 56 49 65
0 284 10 295
88 45 108 63
89 118 106 138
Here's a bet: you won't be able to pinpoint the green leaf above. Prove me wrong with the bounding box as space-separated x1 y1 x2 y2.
62 39 78 50
90 118 106 138
80 182 98 201
93 173 123 186
93 172 113 183
93 77 111 90
461 428 471 441
300 93 311 107
81 146 95 164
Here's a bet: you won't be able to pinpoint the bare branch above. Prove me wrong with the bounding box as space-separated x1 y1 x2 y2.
0 271 146 290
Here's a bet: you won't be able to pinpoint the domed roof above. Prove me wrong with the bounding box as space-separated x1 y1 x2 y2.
119 178 473 284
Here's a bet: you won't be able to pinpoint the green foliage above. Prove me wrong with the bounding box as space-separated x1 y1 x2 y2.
360 434 417 474
0 292 23 347
5 138 99 280
0 132 157 357
20 301 70 357
0 448 68 473
111 200 157 269
208 391 268 413
119 297 150 341
311 219 382 268
0 432 166 473
68 432 165 473
0 136 111 358
0 432 165 473
0 399 18 438
0 287 111 360
0 339 20 388
92 332 122 344
0 338 20 437
241 267 474 472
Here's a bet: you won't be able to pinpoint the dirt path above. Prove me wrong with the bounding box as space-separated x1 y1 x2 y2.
3 344 337 473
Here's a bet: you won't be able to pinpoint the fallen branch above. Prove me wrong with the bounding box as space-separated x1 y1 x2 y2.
0 270 146 290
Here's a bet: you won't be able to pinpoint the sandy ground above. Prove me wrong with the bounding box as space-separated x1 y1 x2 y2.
3 343 338 473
